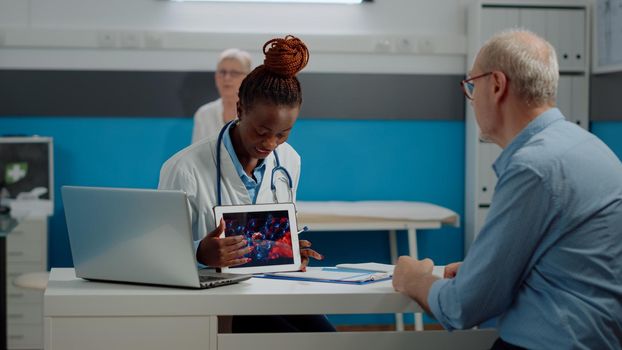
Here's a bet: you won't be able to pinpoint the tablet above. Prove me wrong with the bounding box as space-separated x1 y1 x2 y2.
214 203 301 274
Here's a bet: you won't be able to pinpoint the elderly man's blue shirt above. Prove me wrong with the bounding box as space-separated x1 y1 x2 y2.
429 108 622 349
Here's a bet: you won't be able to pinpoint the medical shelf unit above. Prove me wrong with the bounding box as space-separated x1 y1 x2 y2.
6 219 47 349
464 0 590 252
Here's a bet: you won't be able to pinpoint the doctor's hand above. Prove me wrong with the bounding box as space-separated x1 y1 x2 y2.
299 240 323 272
196 218 253 268
444 262 462 279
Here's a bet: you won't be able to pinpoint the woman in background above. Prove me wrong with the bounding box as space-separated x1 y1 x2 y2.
160 35 335 333
192 48 252 143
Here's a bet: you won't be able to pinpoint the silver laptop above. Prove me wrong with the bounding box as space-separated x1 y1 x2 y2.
62 186 251 289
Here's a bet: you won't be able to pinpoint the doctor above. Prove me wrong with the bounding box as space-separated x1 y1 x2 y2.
159 35 335 333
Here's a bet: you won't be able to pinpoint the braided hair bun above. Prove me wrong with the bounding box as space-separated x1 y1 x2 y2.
237 35 309 109
262 35 309 78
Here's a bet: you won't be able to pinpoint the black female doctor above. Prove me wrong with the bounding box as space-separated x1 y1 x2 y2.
158 36 334 333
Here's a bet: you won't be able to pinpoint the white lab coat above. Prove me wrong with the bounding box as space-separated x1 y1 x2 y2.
158 135 301 241
191 98 224 144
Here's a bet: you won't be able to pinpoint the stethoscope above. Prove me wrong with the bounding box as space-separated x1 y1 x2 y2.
216 120 294 206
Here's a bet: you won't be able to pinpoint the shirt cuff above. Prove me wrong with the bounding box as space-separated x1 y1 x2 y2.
428 278 455 331
193 239 208 269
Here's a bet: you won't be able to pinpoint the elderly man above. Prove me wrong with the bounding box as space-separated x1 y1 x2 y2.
393 29 622 349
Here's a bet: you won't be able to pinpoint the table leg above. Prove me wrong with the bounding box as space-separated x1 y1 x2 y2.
407 227 418 260
388 230 404 331
407 228 424 331
389 229 398 264
210 316 218 350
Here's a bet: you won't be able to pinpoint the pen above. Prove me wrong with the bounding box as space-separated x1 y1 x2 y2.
296 226 309 235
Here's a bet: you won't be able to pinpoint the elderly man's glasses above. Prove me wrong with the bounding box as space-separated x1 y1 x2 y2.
216 69 245 78
460 72 493 100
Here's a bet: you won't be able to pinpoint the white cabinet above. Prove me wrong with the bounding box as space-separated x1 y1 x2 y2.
558 75 590 128
465 1 590 252
476 142 502 205
519 8 586 72
6 219 47 350
478 5 587 72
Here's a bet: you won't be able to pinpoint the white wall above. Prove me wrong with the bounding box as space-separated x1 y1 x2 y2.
0 0 469 73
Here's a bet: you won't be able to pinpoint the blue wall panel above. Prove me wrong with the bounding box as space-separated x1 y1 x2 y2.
289 119 465 267
592 121 622 160
1 116 192 266
0 116 466 270
1 116 465 327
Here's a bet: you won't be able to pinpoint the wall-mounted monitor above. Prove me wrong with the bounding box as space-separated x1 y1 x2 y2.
0 136 54 217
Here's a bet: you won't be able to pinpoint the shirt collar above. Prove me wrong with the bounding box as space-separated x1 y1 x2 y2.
493 107 564 175
222 121 266 182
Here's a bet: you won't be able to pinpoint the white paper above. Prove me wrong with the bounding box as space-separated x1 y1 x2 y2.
432 265 445 278
268 269 389 282
336 262 395 273
336 263 446 278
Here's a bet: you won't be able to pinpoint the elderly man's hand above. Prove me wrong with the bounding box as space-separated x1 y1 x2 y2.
392 256 437 313
392 256 434 293
444 262 462 278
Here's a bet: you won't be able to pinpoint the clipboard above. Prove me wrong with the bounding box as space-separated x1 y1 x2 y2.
258 267 392 285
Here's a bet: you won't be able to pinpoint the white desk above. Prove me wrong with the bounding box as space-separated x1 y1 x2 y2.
297 201 459 331
44 268 496 350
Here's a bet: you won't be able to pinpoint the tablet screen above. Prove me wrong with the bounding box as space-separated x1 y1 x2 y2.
223 210 294 267
214 203 301 274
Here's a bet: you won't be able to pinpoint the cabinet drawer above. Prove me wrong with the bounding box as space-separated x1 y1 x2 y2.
7 219 46 235
8 262 46 277
7 303 43 325
7 263 46 287
7 284 43 304
7 323 43 349
7 232 44 263
5 220 46 242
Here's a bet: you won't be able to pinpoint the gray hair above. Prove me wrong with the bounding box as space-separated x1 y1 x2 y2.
476 29 559 107
218 48 252 73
